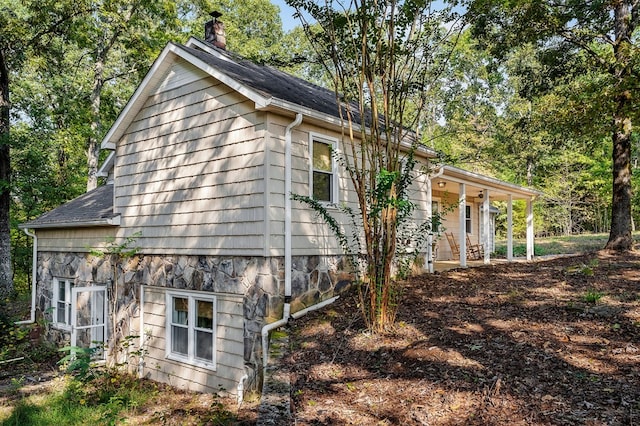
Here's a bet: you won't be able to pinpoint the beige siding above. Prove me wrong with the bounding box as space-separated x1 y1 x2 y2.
265 114 432 257
114 58 267 256
141 286 245 394
36 228 117 252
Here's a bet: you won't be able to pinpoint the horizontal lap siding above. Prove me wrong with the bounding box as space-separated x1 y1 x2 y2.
36 228 117 252
266 119 346 256
114 59 266 256
266 117 431 257
141 286 245 394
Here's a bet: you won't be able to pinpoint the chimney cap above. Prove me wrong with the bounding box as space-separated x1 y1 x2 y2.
210 11 222 19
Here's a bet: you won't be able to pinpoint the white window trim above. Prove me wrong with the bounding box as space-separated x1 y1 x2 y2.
309 133 339 204
165 290 217 371
465 205 473 235
52 277 72 331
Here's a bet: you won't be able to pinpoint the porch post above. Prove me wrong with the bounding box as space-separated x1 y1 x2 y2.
459 183 467 267
426 178 434 273
507 194 513 261
526 197 534 260
482 189 490 264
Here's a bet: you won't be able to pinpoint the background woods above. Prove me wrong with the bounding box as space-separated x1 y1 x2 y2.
2 0 639 298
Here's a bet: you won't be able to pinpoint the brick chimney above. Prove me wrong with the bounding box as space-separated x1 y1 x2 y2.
205 11 226 49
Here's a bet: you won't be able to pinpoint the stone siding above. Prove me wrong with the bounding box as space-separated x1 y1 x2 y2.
36 251 352 395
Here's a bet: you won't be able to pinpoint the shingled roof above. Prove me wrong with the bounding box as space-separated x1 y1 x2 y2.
20 184 119 229
181 44 351 122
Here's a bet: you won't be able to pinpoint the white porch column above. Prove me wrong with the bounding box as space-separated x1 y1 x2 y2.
507 194 513 261
425 178 434 273
526 198 534 260
482 189 490 264
459 183 467 267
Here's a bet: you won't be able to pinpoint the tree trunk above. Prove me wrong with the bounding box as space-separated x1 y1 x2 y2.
86 56 104 192
606 106 633 250
0 48 13 299
605 0 635 251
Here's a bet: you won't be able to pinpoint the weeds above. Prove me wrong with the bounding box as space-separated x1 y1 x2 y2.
583 289 605 304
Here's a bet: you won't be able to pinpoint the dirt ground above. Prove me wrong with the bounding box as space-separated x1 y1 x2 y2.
2 251 638 425
287 251 640 425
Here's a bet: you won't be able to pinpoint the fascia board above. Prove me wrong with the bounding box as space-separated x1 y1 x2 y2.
100 43 179 150
97 151 115 177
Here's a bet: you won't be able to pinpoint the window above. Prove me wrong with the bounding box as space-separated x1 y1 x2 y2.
465 205 472 234
53 278 72 329
310 135 337 203
167 291 216 370
431 200 441 233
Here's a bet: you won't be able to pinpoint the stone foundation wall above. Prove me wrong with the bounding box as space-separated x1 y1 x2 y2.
36 251 352 393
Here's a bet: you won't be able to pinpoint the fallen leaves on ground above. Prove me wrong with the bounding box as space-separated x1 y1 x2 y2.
288 251 640 425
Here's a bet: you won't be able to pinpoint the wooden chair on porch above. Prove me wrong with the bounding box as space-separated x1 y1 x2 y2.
445 232 484 261
466 234 484 260
444 232 460 260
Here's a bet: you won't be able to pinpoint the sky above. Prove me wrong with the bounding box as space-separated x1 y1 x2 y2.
271 0 300 31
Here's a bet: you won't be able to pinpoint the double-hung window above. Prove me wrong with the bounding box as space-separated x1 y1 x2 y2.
465 205 472 234
310 135 338 203
53 278 72 330
167 291 216 370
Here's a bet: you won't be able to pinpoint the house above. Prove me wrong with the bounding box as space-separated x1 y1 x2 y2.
19 19 541 399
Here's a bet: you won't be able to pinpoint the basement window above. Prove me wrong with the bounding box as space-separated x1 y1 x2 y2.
166 290 216 370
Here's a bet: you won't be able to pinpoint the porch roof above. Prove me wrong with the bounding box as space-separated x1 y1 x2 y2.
433 165 542 201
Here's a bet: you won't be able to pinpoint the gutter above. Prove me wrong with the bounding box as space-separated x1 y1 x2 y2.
16 228 37 325
20 215 121 230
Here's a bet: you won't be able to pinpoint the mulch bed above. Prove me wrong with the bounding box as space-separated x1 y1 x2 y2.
287 251 640 425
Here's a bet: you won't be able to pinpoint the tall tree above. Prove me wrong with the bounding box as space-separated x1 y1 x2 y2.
0 1 80 298
288 0 462 331
466 0 640 251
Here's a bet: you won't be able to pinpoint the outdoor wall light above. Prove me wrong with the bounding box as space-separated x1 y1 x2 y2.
478 191 484 198
437 181 446 188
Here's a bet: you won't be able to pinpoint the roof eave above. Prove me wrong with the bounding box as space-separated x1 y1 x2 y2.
258 98 439 159
19 215 121 230
441 165 543 199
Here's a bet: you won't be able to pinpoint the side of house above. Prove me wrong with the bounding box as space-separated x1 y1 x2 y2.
20 30 540 398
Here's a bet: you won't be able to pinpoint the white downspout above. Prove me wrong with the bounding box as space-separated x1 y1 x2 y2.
16 228 37 325
260 112 302 370
426 167 445 273
138 285 145 379
236 373 248 405
254 113 341 403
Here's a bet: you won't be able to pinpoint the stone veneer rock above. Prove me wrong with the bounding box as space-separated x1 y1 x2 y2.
36 251 352 393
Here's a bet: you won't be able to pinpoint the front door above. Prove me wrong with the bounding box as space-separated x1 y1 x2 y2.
71 286 107 359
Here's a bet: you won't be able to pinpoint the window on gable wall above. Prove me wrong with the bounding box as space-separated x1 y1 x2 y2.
311 136 337 203
167 291 216 370
53 277 72 329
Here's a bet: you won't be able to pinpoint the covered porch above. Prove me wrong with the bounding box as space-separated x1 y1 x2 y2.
424 165 542 273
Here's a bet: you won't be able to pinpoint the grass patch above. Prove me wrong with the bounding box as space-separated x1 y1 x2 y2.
494 232 640 257
1 373 156 426
583 289 605 304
